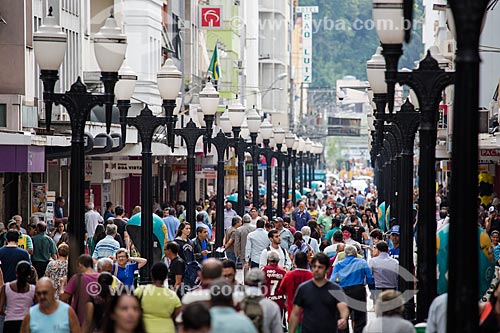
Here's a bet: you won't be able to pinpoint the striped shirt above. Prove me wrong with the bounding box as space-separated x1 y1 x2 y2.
92 235 120 259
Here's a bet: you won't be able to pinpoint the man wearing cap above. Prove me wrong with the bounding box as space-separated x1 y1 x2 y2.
243 268 283 333
388 225 400 261
273 217 293 251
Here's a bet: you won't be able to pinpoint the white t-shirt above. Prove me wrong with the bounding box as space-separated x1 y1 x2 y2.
259 245 290 270
85 210 104 237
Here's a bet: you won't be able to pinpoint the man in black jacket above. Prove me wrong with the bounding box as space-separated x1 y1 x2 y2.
192 226 212 264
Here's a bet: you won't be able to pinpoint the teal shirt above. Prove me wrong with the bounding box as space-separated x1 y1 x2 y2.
31 233 57 262
325 227 342 244
210 307 257 333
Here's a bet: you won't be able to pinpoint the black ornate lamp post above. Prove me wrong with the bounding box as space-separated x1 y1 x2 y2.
447 2 489 332
273 127 286 217
172 80 220 236
34 10 130 271
284 132 297 208
259 119 274 218
305 139 314 188
246 107 263 210
214 101 245 247
297 138 306 196
372 1 456 321
291 136 300 206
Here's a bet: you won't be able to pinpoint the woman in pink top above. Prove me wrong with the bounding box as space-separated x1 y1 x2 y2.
0 261 36 332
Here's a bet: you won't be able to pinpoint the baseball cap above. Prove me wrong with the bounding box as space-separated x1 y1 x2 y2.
489 206 496 213
272 217 283 223
390 225 400 235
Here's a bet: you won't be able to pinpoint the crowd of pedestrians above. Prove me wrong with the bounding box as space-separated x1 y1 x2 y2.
0 183 430 333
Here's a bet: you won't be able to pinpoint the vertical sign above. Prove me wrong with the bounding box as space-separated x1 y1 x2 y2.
296 6 318 84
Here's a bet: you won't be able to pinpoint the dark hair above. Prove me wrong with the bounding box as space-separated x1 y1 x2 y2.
106 202 113 209
370 229 384 241
350 215 358 223
293 231 304 247
333 230 344 242
439 209 448 219
221 259 236 271
78 254 94 268
196 226 206 235
376 241 389 253
93 224 106 245
232 216 241 226
175 222 190 238
182 302 211 331
311 253 330 268
16 261 32 290
196 213 205 222
55 196 63 204
97 272 114 299
331 218 341 229
115 206 124 216
210 279 233 306
165 241 180 254
283 216 291 223
6 230 20 243
361 213 368 221
265 222 273 230
256 219 265 228
151 262 168 282
268 229 279 239
201 260 223 280
294 252 308 268
101 295 146 333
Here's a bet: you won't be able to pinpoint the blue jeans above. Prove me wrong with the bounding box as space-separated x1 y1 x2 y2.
226 251 237 263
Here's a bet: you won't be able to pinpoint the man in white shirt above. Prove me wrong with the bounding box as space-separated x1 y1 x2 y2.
245 219 270 269
259 229 290 270
249 207 260 226
85 202 103 238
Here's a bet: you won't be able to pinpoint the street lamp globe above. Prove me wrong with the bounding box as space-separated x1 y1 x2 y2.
199 79 220 116
260 118 273 141
33 7 67 71
269 135 276 149
240 120 250 140
298 137 306 152
293 135 300 150
285 132 296 149
305 138 313 152
115 60 137 101
246 106 261 134
197 107 207 127
366 47 387 94
157 59 183 101
228 97 246 128
274 125 286 146
219 110 232 135
372 0 405 45
93 13 127 73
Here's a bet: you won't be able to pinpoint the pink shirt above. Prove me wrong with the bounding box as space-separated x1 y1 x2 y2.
5 282 36 321
65 272 99 325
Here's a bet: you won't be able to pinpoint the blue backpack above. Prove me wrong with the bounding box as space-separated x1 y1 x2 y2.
183 261 201 289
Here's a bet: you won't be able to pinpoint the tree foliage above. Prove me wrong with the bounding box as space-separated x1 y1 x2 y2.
298 0 424 88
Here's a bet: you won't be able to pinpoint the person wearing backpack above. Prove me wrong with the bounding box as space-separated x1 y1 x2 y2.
242 268 283 333
259 230 290 270
301 226 319 254
288 231 314 266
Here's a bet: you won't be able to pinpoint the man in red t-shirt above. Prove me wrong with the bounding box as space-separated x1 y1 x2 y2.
262 251 287 330
277 252 313 319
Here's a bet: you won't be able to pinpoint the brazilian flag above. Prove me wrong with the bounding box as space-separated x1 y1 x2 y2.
208 44 221 81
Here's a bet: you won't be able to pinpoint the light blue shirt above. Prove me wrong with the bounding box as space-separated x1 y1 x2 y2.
245 228 271 264
278 228 294 251
331 255 375 288
426 293 447 333
29 301 70 333
210 306 257 333
368 252 399 289
92 235 120 259
163 215 180 241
